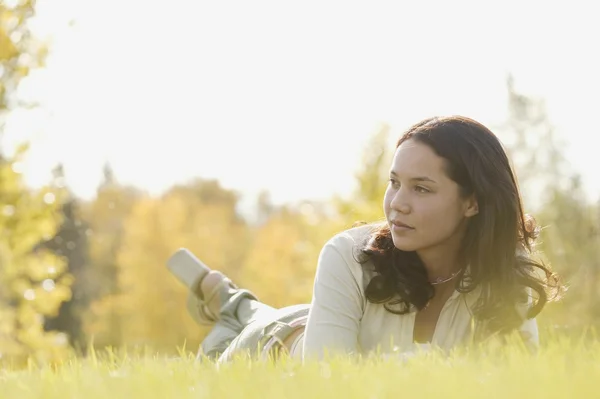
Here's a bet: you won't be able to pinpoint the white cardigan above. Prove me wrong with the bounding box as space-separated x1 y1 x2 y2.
298 224 539 360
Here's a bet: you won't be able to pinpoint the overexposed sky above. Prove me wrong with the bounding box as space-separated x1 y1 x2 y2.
4 0 599 210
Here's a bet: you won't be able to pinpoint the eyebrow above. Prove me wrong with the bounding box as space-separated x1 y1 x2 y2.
390 171 437 183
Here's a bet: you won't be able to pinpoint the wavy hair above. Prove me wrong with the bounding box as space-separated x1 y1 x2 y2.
357 116 564 336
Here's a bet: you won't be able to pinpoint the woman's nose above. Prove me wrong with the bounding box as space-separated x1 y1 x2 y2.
390 189 411 214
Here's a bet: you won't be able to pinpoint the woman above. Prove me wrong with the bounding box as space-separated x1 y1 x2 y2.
168 115 563 363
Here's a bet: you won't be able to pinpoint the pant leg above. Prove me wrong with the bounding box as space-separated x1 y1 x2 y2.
193 282 279 359
216 304 311 363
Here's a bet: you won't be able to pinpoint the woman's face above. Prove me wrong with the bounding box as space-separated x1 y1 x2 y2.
383 139 478 253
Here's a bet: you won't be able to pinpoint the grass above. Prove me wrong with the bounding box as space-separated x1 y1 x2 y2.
1 331 598 398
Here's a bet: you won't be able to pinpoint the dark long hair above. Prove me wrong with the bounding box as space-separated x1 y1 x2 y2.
358 116 564 336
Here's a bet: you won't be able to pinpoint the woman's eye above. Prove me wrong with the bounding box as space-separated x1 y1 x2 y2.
415 186 430 193
389 179 400 188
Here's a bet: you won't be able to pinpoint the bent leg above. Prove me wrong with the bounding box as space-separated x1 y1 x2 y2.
189 273 279 359
217 304 311 363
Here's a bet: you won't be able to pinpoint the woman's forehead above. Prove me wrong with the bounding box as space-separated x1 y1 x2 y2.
391 140 446 178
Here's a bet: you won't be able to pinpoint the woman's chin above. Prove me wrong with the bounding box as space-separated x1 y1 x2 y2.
391 236 419 252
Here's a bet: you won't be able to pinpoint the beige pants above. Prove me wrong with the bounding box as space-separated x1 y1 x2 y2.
191 282 309 361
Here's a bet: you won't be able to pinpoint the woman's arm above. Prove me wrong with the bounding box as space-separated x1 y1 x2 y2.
518 316 539 349
516 287 540 351
302 237 365 361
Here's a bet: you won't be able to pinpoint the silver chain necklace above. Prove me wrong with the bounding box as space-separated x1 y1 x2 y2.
429 269 462 285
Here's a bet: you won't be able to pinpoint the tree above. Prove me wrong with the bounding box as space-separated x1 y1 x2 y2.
0 1 72 365
79 164 142 348
240 201 335 308
86 179 250 352
500 75 571 207
0 1 48 132
499 75 597 327
333 122 391 226
536 176 599 326
37 164 91 353
0 147 72 364
255 189 275 226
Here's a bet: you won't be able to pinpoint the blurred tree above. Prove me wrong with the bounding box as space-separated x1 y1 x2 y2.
535 177 599 326
79 164 142 349
255 189 275 226
499 75 598 327
164 179 250 282
37 164 91 353
241 200 335 308
333 122 391 226
88 179 250 352
0 0 48 130
500 75 571 205
0 147 72 364
0 1 72 365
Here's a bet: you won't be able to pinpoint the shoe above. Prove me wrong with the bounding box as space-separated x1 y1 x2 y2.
167 248 239 325
167 248 212 291
186 272 236 325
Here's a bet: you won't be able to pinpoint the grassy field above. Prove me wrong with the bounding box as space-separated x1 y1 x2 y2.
1 332 598 398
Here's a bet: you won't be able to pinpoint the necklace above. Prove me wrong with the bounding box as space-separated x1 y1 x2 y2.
422 269 463 310
429 269 462 285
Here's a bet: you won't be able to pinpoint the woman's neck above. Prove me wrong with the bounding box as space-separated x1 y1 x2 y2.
416 235 465 281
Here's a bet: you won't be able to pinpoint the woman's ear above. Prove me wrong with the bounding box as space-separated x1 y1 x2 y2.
464 195 479 218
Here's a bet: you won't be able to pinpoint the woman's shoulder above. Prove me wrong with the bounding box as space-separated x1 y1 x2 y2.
318 222 384 281
314 223 383 302
324 222 384 255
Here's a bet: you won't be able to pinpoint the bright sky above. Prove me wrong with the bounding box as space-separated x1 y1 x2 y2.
4 0 599 211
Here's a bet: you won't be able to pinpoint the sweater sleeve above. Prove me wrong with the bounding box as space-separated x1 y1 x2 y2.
302 235 365 361
516 287 540 349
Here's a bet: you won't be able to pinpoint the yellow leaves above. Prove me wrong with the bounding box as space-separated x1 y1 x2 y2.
1 2 41 95
241 208 332 308
8 276 28 296
0 149 70 362
30 277 73 316
0 158 25 196
84 181 251 352
333 123 390 227
95 191 337 336
11 142 30 158
0 26 18 61
0 306 16 336
0 0 72 365
21 249 67 281
82 295 126 346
